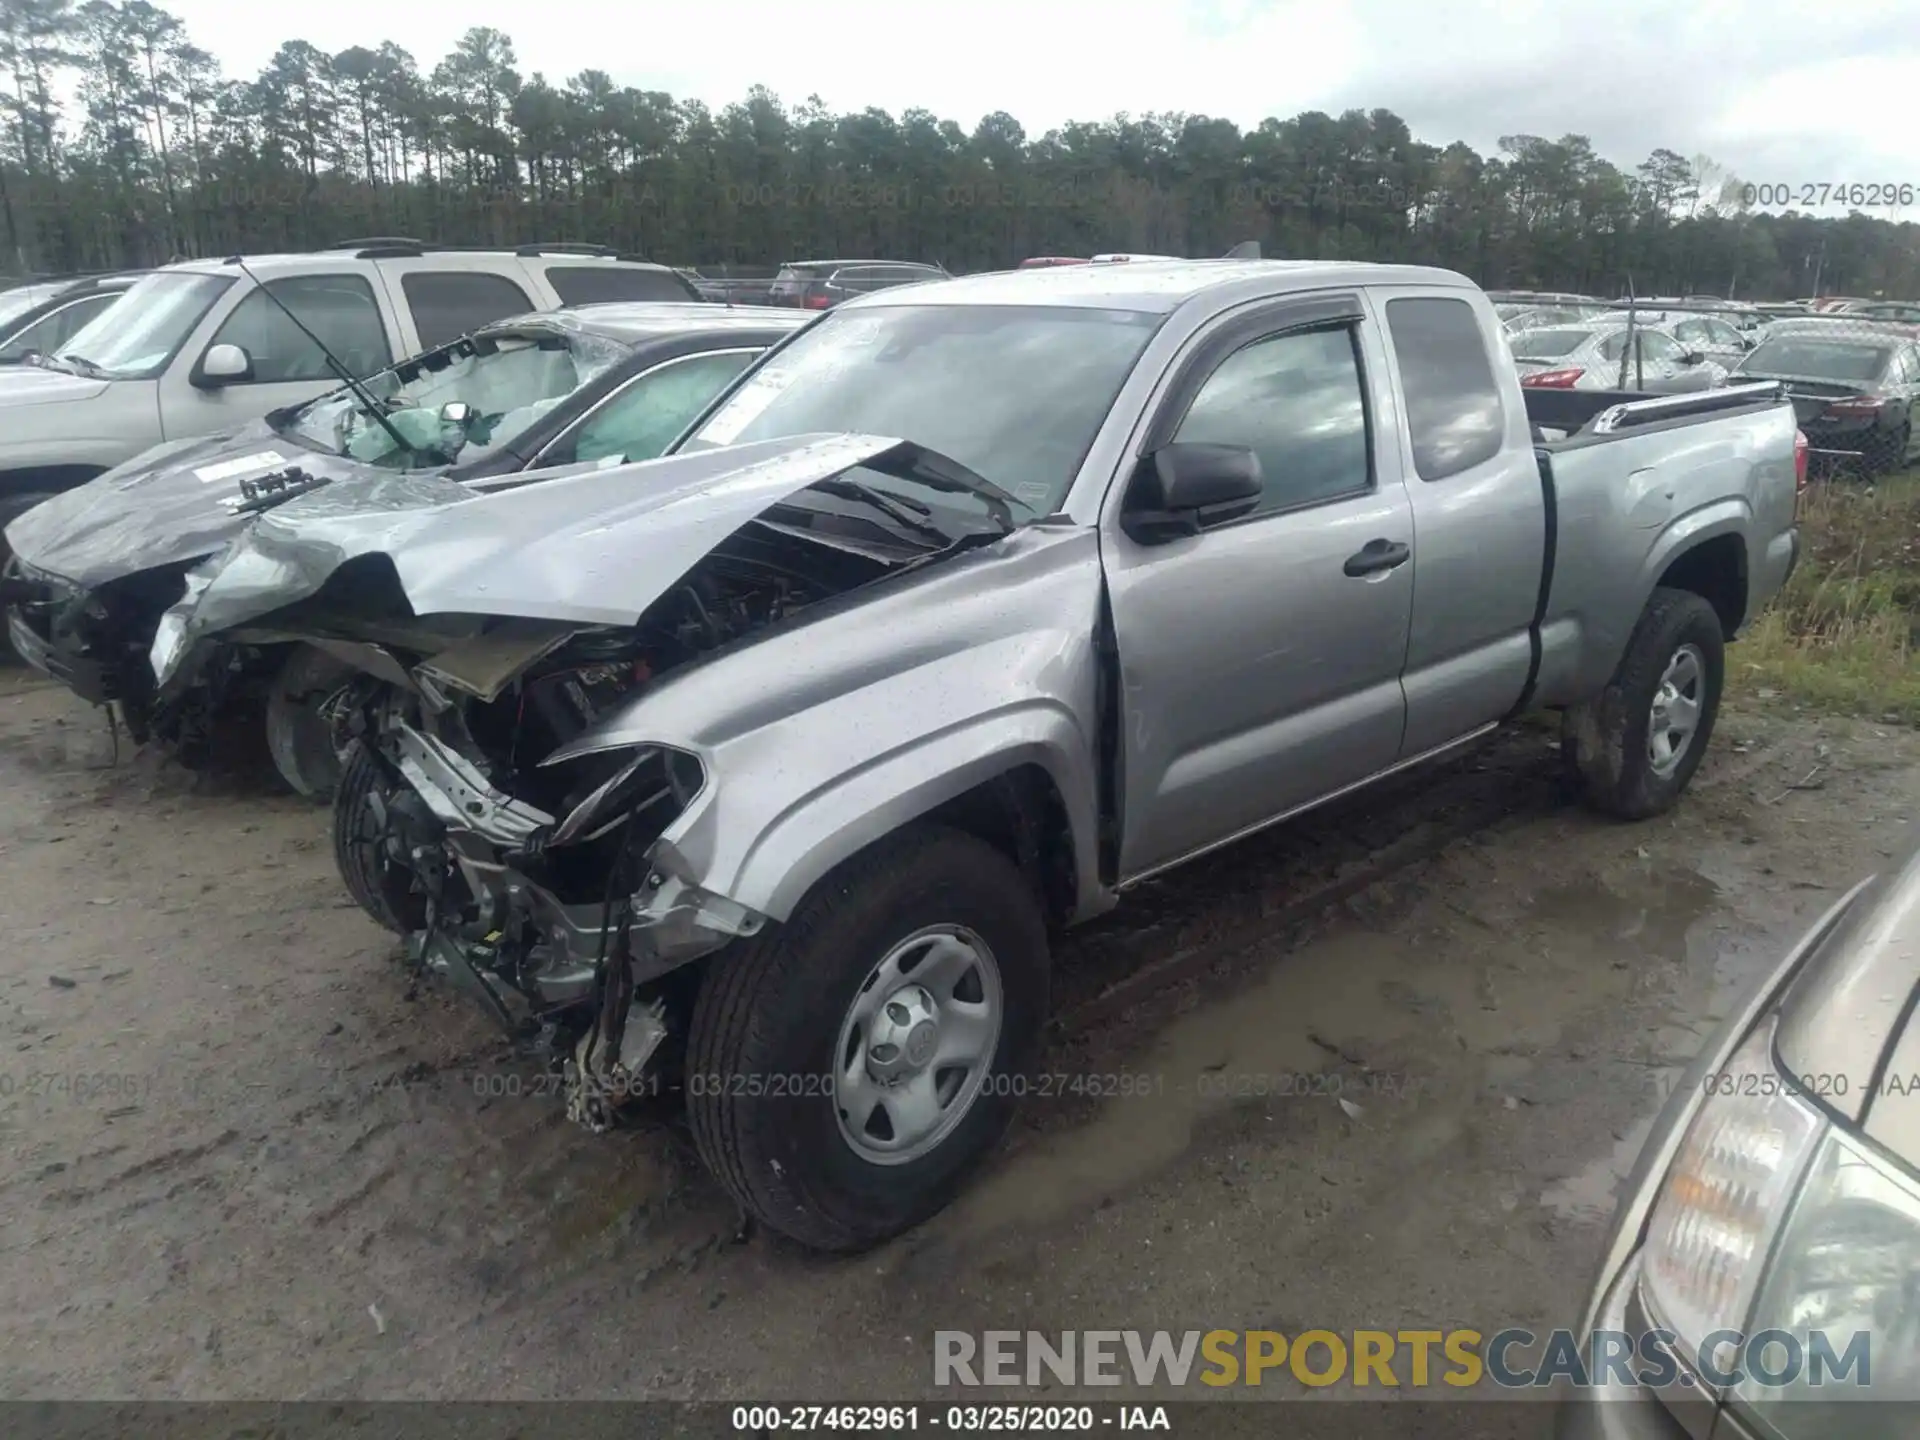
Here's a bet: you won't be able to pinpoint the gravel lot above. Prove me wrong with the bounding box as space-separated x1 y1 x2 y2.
3 669 1916 1415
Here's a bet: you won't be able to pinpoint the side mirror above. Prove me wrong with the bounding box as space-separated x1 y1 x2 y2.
1121 442 1263 544
1680 350 1705 366
439 401 475 426
195 342 253 387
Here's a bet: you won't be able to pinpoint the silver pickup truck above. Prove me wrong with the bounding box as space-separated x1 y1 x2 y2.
146 260 1805 1252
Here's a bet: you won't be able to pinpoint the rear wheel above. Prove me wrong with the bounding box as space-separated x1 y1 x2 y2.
686 824 1049 1252
1563 587 1725 820
264 644 353 801
332 742 428 934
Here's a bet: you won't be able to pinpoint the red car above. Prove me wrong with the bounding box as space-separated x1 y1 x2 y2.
1015 256 1089 268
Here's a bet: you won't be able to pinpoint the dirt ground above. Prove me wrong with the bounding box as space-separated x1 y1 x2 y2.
2 668 1917 1413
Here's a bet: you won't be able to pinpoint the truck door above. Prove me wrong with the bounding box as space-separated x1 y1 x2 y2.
157 272 396 441
1102 292 1415 882
1371 289 1546 756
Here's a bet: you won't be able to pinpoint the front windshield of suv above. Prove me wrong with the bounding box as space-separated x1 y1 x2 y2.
54 271 233 379
280 327 631 470
682 303 1163 515
1738 337 1893 384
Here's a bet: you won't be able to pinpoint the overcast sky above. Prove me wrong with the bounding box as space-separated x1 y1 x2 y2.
159 0 1919 213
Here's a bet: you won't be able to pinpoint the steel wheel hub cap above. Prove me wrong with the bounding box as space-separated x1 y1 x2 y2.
834 925 1003 1166
1648 643 1705 778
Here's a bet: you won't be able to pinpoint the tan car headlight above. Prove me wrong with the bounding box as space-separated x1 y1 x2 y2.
1637 1018 1825 1386
1732 1128 1920 1417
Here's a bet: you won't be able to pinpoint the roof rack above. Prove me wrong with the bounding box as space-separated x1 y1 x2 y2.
514 242 618 258
327 236 429 251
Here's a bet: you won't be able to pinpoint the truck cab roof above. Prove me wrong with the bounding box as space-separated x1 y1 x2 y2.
839 259 1477 316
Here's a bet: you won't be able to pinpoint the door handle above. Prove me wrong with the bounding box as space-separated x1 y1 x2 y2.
1343 539 1411 577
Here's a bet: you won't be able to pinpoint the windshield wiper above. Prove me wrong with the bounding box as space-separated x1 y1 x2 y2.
879 444 1027 531
51 353 106 378
807 476 955 549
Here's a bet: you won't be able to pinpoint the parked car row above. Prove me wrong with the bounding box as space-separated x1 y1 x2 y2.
4 250 1809 1254
0 241 705 556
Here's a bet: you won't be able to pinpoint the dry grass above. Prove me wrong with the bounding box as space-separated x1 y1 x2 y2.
1730 466 1920 723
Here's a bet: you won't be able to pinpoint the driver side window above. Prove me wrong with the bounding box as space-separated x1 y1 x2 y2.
206 275 391 384
558 350 759 466
1170 324 1372 515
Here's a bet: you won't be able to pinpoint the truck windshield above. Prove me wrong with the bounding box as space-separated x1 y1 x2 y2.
681 303 1163 515
54 271 233 380
279 328 631 470
1510 329 1589 360
1739 338 1892 384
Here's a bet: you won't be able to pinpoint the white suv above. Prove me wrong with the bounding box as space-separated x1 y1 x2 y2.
0 241 700 537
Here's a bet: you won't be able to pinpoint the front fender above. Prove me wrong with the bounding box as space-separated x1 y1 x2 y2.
546 524 1112 926
669 698 1101 924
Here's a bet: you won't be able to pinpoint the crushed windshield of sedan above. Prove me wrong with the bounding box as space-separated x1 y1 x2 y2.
685 303 1163 515
279 328 631 469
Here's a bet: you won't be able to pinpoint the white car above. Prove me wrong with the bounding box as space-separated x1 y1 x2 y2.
0 242 700 544
1510 321 1729 394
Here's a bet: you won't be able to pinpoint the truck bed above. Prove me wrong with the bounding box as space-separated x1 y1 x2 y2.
1525 381 1785 447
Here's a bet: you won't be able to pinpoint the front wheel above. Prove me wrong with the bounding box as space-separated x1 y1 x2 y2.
1563 586 1725 820
265 644 354 801
686 824 1049 1252
332 741 429 934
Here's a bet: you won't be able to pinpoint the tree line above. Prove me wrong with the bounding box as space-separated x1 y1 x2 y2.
2 0 1916 299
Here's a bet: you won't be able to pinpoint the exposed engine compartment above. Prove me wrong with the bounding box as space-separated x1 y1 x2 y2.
328 512 907 1126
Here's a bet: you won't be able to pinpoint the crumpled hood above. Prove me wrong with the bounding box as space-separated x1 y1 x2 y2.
2 422 390 588
0 365 111 409
150 433 909 687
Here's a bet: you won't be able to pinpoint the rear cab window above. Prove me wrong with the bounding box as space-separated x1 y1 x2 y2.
1382 296 1506 480
401 271 538 349
545 266 698 306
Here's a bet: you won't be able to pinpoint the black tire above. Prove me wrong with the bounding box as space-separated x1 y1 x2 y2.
265 644 352 801
1860 423 1910 478
1562 586 1725 820
686 824 1049 1252
332 741 428 934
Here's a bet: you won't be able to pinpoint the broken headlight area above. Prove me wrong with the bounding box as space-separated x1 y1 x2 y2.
3 558 197 722
362 726 762 1132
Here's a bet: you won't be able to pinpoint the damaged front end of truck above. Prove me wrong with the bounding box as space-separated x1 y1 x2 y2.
149 432 1053 1126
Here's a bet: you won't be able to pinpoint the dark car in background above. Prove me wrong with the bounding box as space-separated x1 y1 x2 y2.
767 259 949 309
682 264 783 306
1733 319 1920 475
0 270 146 364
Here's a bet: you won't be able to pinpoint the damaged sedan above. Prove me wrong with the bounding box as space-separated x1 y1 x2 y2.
148 260 1803 1252
2 302 805 795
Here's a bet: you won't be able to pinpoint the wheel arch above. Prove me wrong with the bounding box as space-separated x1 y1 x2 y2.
666 709 1106 932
